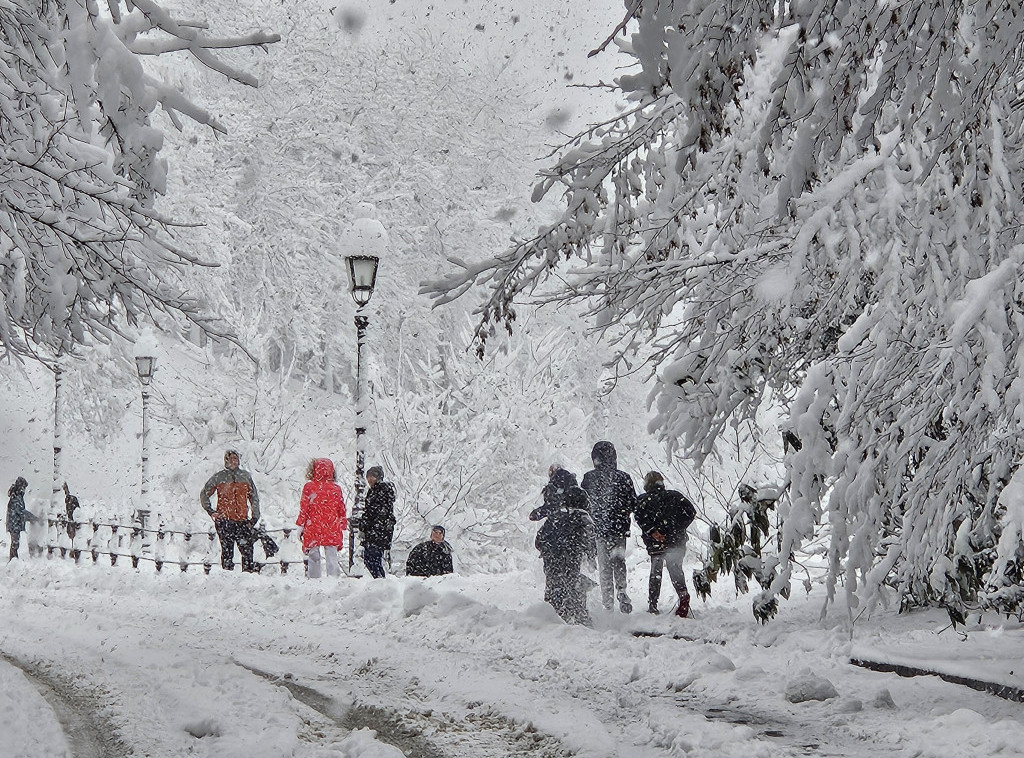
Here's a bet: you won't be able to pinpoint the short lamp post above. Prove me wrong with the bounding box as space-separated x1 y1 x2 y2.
134 353 156 513
345 253 379 570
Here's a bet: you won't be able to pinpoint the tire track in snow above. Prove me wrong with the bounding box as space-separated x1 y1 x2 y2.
237 659 575 758
2 653 128 758
237 660 448 758
672 691 882 757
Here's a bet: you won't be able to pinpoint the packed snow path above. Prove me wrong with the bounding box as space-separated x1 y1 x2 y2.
1 562 1022 757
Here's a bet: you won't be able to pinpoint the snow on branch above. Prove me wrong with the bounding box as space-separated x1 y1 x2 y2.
0 1 275 359
424 0 1024 620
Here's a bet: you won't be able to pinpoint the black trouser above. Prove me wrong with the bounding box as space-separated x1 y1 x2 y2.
649 546 689 610
362 543 386 578
542 554 590 625
215 519 256 572
8 531 19 560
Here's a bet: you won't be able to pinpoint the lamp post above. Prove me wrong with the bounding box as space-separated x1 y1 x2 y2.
342 208 386 571
134 352 156 522
52 361 63 512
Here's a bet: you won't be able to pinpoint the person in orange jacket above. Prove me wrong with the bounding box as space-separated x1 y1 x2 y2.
296 458 347 578
200 449 261 572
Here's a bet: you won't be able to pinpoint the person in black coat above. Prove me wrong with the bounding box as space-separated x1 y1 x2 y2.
405 525 454 577
580 441 637 613
530 466 595 625
634 471 696 617
6 477 35 561
357 465 396 578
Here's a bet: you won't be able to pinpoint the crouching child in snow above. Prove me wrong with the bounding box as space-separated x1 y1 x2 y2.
405 525 454 577
634 471 696 617
296 458 347 578
530 466 595 626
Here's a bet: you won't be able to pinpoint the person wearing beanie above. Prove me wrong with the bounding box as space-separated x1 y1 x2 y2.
405 525 454 577
356 465 396 578
580 441 637 614
199 449 261 572
634 471 696 617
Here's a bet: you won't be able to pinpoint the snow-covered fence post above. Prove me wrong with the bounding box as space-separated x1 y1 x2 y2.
110 525 121 566
154 528 165 573
181 532 192 572
204 531 216 574
130 527 143 569
90 522 100 563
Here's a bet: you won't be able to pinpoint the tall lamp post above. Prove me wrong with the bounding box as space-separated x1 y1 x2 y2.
52 360 63 512
134 352 156 527
342 208 386 571
346 255 378 569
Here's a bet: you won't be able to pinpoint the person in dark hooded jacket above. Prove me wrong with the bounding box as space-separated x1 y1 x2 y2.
634 471 696 617
580 441 637 613
6 477 35 560
357 465 396 578
405 525 454 577
530 467 595 625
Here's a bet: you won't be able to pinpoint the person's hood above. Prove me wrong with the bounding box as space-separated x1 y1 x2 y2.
311 458 335 482
549 468 578 492
591 441 617 468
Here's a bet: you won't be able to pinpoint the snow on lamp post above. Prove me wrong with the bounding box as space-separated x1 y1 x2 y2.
341 205 385 571
51 359 63 513
134 350 156 521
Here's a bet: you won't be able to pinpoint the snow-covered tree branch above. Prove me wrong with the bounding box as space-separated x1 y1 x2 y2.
423 0 1024 620
0 1 279 358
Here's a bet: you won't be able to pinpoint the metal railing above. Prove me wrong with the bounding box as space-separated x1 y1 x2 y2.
24 516 313 574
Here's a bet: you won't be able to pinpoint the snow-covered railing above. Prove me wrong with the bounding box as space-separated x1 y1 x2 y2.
36 517 310 574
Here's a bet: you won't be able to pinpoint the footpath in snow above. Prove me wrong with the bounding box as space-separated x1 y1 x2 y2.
1 557 1023 758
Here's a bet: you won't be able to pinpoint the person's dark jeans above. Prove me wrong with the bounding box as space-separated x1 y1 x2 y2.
362 543 386 578
215 519 257 572
649 545 689 613
8 531 19 560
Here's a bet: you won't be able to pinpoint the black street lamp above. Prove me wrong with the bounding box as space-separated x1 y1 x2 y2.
342 209 386 571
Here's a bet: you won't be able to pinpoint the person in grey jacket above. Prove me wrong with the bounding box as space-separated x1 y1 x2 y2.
7 477 35 560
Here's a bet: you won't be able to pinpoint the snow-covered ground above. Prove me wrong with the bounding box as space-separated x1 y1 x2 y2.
2 553 1022 758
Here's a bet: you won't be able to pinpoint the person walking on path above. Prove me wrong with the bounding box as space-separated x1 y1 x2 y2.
530 466 595 625
634 471 696 617
357 465 396 578
296 458 347 578
405 525 454 577
6 477 35 561
200 449 261 572
581 441 637 613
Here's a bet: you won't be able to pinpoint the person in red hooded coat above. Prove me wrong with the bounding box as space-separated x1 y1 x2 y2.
296 458 347 578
